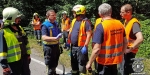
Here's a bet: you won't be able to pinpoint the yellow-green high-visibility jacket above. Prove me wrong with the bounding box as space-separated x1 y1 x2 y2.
0 28 21 63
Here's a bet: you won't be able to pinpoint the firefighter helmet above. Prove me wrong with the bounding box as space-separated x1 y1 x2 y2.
62 11 67 15
2 7 21 26
33 12 39 16
72 5 86 15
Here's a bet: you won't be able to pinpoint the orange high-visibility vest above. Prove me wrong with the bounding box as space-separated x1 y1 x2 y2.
94 18 102 31
62 17 70 31
96 19 124 65
33 18 41 30
68 19 88 46
124 18 140 53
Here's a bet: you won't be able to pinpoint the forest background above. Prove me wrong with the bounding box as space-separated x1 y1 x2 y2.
0 0 150 74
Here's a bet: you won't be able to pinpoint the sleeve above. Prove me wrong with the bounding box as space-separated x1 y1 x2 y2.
58 27 62 33
92 24 104 44
0 30 9 69
85 20 92 31
23 35 31 55
41 25 49 36
132 22 141 34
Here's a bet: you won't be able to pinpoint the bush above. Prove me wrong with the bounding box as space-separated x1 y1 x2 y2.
136 19 150 58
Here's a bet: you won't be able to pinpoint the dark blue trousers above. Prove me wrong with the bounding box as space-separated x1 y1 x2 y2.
43 44 60 75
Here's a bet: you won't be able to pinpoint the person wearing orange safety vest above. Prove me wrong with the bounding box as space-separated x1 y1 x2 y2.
0 7 31 75
67 5 92 75
31 13 42 45
120 4 143 75
94 18 102 31
86 3 128 75
92 17 102 75
61 11 71 49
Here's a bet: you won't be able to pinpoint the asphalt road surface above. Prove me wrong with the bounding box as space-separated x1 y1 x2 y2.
0 49 71 75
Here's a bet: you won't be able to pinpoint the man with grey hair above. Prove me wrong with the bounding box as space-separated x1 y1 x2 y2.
41 9 62 75
86 3 127 75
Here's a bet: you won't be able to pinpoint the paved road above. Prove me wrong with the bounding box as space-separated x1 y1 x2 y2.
0 49 71 75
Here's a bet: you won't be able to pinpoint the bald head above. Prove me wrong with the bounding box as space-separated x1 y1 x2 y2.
121 4 132 13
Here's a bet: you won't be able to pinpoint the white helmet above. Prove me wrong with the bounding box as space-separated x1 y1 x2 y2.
2 7 21 26
62 11 67 15
33 12 39 16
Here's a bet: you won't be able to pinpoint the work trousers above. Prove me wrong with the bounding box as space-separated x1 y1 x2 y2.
34 30 41 44
8 60 21 75
43 44 60 75
21 55 31 75
124 52 136 75
97 64 118 75
62 31 69 43
71 46 88 74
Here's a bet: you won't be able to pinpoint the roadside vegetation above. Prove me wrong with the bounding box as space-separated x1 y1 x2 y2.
1 0 150 74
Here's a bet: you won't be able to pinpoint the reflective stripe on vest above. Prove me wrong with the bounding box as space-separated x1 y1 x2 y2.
0 52 7 59
99 52 123 58
7 44 20 50
96 19 124 65
101 43 123 50
3 28 21 63
68 19 87 46
124 18 140 53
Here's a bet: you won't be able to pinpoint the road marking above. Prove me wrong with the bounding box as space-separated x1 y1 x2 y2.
31 57 68 74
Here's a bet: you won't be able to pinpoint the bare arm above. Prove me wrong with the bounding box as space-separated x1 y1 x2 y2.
87 43 101 66
84 30 92 46
42 35 58 42
132 32 143 49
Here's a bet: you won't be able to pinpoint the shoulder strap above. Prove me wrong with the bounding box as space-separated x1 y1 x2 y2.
42 20 53 28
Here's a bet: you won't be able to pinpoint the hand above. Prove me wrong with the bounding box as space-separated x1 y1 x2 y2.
81 46 87 54
56 33 63 39
125 49 131 54
86 62 91 70
125 46 133 54
3 68 11 75
35 22 40 25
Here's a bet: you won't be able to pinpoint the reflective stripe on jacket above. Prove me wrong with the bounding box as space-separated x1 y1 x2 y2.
62 17 70 31
33 18 41 30
124 18 140 53
68 19 87 46
2 28 21 63
42 20 59 45
96 19 124 65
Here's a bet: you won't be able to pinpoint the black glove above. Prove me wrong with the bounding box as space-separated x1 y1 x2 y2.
3 67 11 75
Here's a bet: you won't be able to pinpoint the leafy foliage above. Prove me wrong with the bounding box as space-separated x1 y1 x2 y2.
0 0 150 58
137 19 150 58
